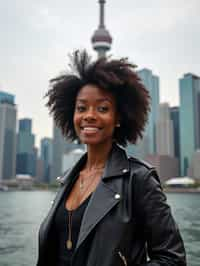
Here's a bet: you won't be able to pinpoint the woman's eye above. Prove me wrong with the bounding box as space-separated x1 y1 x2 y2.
76 106 86 112
98 106 109 112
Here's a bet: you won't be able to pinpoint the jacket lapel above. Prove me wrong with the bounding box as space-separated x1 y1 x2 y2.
76 179 121 250
39 171 74 247
50 153 88 218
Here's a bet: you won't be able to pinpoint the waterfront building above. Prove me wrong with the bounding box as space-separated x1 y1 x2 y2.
51 122 85 182
127 136 150 159
0 91 14 104
16 118 36 177
51 124 65 182
16 174 34 189
145 154 179 183
170 107 180 161
62 149 85 173
36 158 45 183
188 150 200 179
91 0 112 58
33 147 38 176
0 91 17 181
165 177 195 188
179 73 200 175
40 137 53 183
19 118 31 132
128 69 159 157
156 103 174 157
51 124 75 181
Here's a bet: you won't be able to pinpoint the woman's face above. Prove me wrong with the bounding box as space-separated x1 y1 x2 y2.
73 84 119 147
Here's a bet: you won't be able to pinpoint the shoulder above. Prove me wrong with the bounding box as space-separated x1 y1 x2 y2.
128 157 165 213
128 156 161 185
128 156 155 170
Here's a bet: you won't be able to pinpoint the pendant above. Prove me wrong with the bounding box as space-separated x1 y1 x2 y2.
66 240 72 250
80 179 84 191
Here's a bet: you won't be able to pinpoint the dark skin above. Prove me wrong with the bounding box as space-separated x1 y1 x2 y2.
66 84 120 210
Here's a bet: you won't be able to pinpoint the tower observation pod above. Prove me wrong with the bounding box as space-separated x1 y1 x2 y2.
91 0 113 58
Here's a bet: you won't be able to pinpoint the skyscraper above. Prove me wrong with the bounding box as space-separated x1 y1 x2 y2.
146 103 179 180
188 150 200 179
156 103 174 156
51 123 70 182
170 107 180 159
51 123 85 182
0 91 14 104
0 91 17 181
40 137 53 183
91 0 112 58
16 118 36 176
179 73 200 175
19 118 32 132
135 68 160 155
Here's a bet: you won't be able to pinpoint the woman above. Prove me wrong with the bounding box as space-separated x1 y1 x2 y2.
37 50 186 266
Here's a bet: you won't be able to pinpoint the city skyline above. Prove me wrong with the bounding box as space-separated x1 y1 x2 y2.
1 73 200 180
0 0 200 146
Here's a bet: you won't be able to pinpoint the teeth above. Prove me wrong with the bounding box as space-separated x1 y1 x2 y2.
82 127 99 132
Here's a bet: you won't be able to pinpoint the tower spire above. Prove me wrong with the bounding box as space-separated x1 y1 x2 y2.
99 0 105 28
91 0 113 58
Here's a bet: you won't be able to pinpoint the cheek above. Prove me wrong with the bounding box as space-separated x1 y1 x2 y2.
73 113 80 130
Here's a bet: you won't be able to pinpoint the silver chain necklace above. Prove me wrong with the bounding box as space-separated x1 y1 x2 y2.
66 168 104 250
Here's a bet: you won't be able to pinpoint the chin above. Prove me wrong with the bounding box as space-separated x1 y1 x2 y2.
81 139 101 145
81 137 113 147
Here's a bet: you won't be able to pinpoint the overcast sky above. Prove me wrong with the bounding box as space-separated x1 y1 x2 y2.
0 0 199 147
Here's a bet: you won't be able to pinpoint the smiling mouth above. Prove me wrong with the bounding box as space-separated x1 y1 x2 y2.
80 126 102 133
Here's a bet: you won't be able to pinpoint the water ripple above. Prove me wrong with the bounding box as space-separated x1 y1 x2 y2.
0 245 24 255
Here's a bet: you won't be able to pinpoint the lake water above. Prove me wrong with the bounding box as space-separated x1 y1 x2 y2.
0 191 199 266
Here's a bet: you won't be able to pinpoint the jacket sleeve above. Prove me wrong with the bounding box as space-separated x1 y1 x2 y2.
136 169 187 266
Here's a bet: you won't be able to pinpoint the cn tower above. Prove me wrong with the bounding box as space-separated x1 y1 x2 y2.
91 0 113 58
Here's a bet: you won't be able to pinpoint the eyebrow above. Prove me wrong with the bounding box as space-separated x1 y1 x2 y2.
76 98 113 103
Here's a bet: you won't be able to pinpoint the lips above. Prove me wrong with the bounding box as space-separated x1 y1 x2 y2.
80 126 102 133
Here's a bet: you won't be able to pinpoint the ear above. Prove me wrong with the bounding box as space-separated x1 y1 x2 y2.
115 123 120 127
115 114 121 127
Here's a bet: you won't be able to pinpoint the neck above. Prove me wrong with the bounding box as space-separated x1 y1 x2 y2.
85 142 113 171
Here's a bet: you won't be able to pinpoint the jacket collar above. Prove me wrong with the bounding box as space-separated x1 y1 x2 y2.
102 143 130 179
60 143 130 185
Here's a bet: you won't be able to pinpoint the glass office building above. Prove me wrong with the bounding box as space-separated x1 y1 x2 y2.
40 137 53 183
0 91 17 180
128 68 159 158
16 119 36 176
0 91 15 104
179 73 200 175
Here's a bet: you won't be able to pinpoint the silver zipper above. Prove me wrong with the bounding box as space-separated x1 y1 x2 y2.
118 251 128 266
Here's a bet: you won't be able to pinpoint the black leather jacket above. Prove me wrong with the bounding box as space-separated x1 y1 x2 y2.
37 144 186 266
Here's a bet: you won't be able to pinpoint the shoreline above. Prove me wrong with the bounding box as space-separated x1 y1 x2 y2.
164 187 200 193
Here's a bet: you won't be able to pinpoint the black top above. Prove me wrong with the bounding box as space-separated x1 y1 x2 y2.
54 192 92 266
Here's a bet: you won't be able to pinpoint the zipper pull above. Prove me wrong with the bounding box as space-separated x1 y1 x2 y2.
118 251 127 266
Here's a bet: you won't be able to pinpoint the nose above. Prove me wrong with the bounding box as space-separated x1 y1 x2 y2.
83 107 97 121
